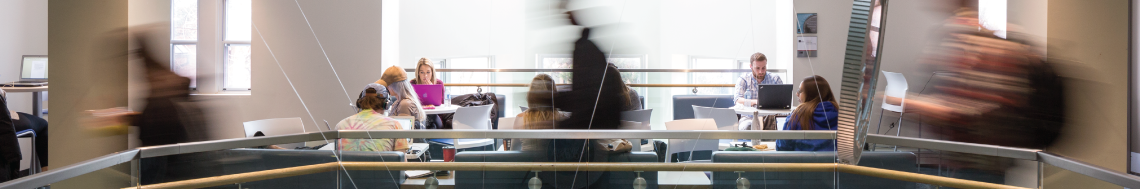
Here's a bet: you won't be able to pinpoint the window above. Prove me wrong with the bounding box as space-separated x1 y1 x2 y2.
223 0 252 90
536 54 648 96
170 0 252 92
171 0 197 89
434 56 494 95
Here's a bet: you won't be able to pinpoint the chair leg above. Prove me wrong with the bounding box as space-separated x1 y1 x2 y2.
873 109 887 151
893 112 904 151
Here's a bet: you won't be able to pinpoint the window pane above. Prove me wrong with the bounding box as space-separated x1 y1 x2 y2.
225 0 252 41
446 57 490 95
171 44 197 88
224 44 252 90
171 0 197 40
692 58 737 95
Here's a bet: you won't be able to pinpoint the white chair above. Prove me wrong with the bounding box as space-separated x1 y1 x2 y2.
664 119 719 163
692 105 739 131
876 71 908 137
620 109 653 130
452 104 496 150
243 117 307 149
498 117 517 130
453 104 495 130
875 71 908 151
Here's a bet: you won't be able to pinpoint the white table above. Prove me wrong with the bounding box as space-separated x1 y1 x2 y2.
732 106 791 116
423 106 459 115
0 86 48 117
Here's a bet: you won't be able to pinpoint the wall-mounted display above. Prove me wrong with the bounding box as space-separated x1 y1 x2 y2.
797 13 818 34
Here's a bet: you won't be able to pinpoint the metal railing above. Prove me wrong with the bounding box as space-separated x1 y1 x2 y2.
402 68 784 73
3 130 1140 189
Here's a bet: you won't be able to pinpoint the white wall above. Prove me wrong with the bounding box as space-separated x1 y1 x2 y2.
0 0 48 114
396 0 795 129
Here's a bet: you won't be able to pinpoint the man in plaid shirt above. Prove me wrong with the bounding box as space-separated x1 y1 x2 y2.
735 52 784 130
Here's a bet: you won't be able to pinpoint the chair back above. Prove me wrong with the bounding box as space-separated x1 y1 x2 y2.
389 116 414 130
881 71 908 112
672 95 734 120
620 109 653 130
693 105 739 131
454 104 495 130
664 119 719 162
519 106 528 112
243 117 306 149
498 117 517 130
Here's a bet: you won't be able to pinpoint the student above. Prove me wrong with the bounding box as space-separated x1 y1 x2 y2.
335 84 409 152
411 57 444 87
513 74 562 151
735 52 785 130
376 66 428 126
409 58 446 129
0 89 19 182
608 63 642 111
776 75 838 151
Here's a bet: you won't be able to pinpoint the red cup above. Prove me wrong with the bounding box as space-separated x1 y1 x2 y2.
442 146 456 162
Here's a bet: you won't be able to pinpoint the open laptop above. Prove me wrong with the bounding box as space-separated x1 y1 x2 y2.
755 84 793 109
4 55 48 87
411 84 444 106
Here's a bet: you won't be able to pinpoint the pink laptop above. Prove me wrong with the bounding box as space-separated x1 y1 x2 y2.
412 84 444 106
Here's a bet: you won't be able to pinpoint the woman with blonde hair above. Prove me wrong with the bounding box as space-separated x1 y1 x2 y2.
411 57 444 86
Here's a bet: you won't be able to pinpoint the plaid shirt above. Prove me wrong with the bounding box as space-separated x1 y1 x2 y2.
735 73 784 119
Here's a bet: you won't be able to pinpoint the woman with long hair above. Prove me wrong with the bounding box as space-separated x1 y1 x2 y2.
411 58 443 85
335 84 409 152
377 66 428 123
512 74 562 151
776 75 839 151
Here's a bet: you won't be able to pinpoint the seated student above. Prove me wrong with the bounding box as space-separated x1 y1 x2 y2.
335 84 409 152
513 74 563 151
410 58 447 129
776 75 838 151
607 63 642 111
735 52 785 130
376 66 428 128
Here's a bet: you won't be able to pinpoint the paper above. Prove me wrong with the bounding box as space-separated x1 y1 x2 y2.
30 60 47 78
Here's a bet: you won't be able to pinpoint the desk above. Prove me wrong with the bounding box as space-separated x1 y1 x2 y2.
732 106 791 116
424 106 458 115
0 86 48 117
427 138 495 150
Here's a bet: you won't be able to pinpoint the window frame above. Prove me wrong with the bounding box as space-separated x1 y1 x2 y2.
221 0 252 91
170 0 199 90
428 56 497 94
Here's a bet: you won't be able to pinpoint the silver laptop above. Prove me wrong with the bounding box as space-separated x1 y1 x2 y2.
5 55 48 87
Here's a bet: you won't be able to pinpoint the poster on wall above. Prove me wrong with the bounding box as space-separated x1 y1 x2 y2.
797 36 818 57
797 13 818 34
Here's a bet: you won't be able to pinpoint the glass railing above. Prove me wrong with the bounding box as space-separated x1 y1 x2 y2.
4 130 1138 189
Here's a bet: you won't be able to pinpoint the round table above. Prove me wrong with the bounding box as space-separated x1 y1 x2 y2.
0 86 48 117
423 106 459 115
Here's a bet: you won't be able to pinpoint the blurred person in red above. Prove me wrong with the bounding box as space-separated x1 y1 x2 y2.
891 8 1065 184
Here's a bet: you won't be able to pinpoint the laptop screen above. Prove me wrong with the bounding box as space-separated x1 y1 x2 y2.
21 55 48 80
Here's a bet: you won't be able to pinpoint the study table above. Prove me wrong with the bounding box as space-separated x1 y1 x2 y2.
0 86 48 117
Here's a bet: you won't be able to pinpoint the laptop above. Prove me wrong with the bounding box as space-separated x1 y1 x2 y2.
755 84 793 109
4 55 48 87
411 84 444 106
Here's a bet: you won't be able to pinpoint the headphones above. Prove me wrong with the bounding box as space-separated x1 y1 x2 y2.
358 83 393 109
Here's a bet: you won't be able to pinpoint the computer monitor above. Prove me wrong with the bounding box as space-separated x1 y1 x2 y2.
20 55 48 81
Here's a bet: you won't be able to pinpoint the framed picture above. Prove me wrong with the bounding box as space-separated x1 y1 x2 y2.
797 13 818 34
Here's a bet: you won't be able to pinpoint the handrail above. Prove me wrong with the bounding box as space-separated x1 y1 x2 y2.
440 83 736 87
0 149 139 189
7 131 1140 189
127 162 1027 189
1038 152 1140 188
139 130 836 158
403 68 785 73
865 134 1041 160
